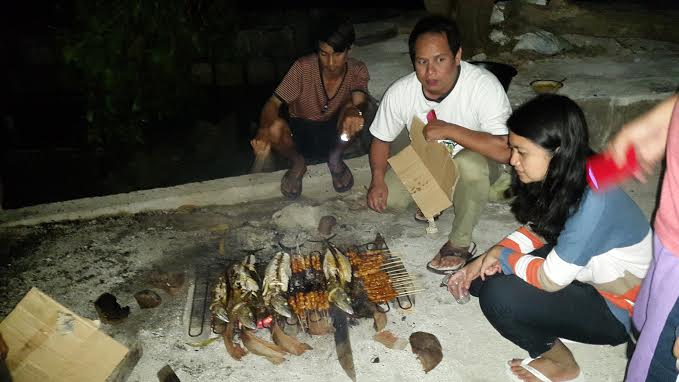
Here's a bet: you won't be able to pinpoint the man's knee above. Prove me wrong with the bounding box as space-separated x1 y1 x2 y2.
261 119 290 145
384 170 412 210
454 150 491 185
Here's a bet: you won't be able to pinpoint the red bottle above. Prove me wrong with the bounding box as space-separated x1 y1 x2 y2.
586 146 639 192
426 110 437 122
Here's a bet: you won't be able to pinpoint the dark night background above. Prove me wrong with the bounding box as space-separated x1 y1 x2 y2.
1 1 423 209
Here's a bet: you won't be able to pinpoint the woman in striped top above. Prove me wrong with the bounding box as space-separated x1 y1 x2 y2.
450 94 652 381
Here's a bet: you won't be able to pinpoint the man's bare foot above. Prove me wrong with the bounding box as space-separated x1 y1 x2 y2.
280 159 306 199
426 241 473 274
509 340 580 382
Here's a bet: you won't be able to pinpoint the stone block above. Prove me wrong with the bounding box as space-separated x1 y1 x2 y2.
274 57 295 81
264 27 296 57
191 62 212 85
215 62 245 86
577 98 658 150
246 57 276 85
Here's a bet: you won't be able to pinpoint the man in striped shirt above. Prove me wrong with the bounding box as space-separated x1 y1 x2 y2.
250 17 370 199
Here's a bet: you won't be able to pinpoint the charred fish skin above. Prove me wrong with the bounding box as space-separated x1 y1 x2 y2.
232 301 257 330
210 273 230 324
228 262 260 330
270 294 292 318
323 246 354 315
263 252 292 318
328 287 354 315
231 263 259 294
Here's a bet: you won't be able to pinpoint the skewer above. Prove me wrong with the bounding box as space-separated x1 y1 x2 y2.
389 278 416 283
396 288 426 295
381 264 407 271
389 283 421 289
381 258 405 264
391 278 415 285
381 262 406 269
384 271 411 277
381 260 406 266
387 275 416 281
390 280 419 286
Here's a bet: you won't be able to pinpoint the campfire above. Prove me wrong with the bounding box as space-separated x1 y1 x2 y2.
193 233 423 380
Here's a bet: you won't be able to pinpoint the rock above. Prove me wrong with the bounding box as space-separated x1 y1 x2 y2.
94 293 130 323
157 364 181 382
490 3 505 25
317 215 337 236
134 289 162 309
423 0 453 16
490 29 511 46
148 270 185 296
513 31 573 55
354 22 398 46
409 331 443 373
561 34 630 55
272 203 321 231
471 53 487 61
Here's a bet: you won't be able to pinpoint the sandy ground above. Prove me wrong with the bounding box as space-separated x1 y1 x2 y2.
0 169 660 381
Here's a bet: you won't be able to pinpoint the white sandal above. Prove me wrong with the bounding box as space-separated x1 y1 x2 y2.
505 357 585 382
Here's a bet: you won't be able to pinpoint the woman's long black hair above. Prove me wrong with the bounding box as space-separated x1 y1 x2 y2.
508 94 592 244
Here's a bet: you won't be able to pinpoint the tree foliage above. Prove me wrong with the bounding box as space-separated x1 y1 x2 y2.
61 0 237 147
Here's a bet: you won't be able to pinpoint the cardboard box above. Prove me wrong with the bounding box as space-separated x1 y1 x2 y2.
388 117 459 219
0 288 130 382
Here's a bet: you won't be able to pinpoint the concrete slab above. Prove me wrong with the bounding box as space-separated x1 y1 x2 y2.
0 171 661 382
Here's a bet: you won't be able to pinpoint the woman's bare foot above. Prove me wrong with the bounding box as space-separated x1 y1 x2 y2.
509 340 580 382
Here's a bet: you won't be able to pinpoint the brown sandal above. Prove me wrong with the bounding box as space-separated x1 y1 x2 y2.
426 241 477 274
280 169 304 199
414 208 442 223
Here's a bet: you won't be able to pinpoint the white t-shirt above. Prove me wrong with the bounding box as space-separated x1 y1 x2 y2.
369 61 512 156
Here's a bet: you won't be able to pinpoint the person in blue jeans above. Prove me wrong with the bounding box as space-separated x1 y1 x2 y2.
452 94 652 381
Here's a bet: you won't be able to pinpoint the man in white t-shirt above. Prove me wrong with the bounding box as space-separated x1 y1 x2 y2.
367 15 512 273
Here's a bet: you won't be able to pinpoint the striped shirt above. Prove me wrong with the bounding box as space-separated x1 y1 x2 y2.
497 187 652 331
274 54 369 122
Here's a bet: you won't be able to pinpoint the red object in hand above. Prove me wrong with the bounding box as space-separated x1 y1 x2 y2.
426 110 437 122
586 146 638 192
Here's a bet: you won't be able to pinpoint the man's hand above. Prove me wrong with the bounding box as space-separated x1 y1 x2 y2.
250 137 271 158
340 107 365 141
367 180 388 212
423 120 452 142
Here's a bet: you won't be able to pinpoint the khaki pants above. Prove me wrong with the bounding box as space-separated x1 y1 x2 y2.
385 135 509 248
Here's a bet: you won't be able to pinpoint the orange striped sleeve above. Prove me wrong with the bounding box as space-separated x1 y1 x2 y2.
498 238 521 252
506 252 523 269
517 227 544 249
524 258 545 288
598 285 641 316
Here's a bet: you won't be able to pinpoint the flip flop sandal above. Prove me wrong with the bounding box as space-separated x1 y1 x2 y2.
414 208 441 223
505 357 586 382
426 242 477 274
280 169 303 199
329 161 354 193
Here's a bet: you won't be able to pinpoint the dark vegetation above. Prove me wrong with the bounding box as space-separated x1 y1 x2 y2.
2 1 422 209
